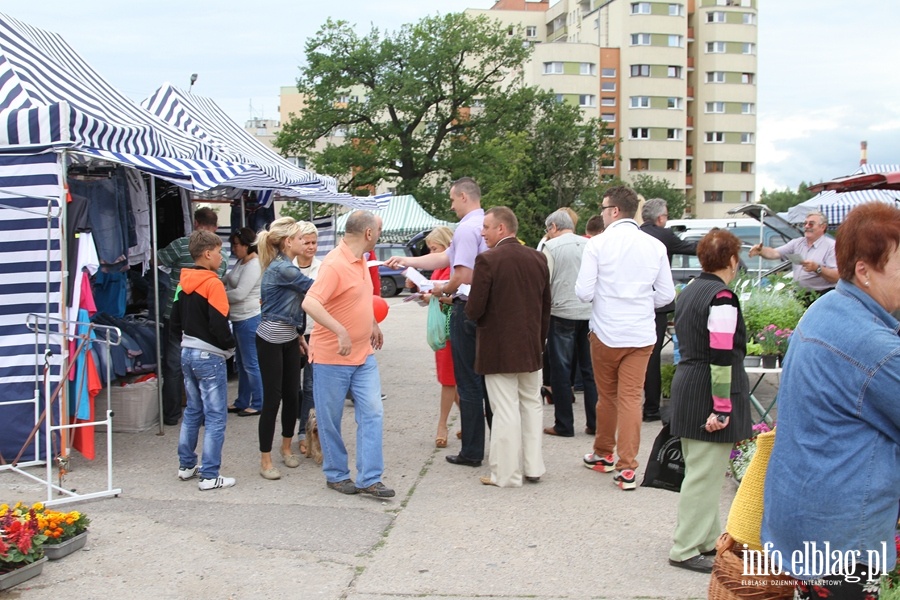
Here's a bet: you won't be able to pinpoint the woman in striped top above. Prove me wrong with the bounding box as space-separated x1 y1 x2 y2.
667 228 752 574
255 217 316 481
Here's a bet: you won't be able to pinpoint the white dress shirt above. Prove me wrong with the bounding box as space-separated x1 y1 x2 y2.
575 218 675 347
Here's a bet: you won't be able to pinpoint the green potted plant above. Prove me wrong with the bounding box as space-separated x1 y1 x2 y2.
744 341 763 368
756 325 792 368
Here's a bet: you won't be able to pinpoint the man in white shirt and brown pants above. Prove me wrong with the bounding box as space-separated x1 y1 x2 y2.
575 186 675 490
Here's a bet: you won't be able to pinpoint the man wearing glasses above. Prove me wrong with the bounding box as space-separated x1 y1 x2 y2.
748 211 837 300
575 186 675 491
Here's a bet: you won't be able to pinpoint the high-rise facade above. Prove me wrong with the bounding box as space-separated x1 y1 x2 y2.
466 0 757 218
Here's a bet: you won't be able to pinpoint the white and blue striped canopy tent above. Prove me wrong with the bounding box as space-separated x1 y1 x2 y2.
143 83 390 210
0 12 353 462
336 195 454 243
785 165 900 226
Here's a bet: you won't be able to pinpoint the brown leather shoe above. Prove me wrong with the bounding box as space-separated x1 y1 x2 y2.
543 427 574 438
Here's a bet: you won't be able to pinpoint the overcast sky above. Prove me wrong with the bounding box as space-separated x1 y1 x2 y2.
6 0 899 194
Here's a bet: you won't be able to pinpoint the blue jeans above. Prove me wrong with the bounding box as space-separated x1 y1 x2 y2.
450 300 488 461
312 355 384 488
232 315 263 411
178 349 228 480
547 316 597 436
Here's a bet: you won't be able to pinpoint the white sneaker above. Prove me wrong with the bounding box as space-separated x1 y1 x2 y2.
198 476 236 491
178 465 201 480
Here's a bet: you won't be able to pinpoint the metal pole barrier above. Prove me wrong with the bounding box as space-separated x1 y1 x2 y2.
150 176 164 435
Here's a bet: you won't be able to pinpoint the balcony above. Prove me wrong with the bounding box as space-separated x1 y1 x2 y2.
687 27 694 42
686 146 693 157
687 87 694 100
686 116 694 129
687 56 694 70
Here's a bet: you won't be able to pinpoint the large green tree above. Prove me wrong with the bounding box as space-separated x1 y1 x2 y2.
630 174 688 222
758 182 815 213
275 13 532 195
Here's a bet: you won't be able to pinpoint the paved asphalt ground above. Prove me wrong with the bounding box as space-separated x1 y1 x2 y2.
0 294 780 599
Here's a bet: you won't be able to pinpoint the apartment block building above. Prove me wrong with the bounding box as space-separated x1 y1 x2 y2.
466 0 758 218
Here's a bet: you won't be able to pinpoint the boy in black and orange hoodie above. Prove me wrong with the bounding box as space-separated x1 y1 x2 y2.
170 230 237 491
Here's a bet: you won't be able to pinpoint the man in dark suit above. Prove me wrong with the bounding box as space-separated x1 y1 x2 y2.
639 198 697 422
466 207 551 487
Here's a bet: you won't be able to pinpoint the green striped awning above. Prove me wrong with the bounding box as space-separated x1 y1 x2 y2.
336 195 455 243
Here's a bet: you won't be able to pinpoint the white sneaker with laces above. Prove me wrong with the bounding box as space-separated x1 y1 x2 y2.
178 465 201 480
198 476 236 491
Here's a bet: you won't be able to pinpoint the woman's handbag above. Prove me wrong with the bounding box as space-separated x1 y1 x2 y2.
426 295 449 351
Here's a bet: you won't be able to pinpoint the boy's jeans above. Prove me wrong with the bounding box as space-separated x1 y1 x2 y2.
178 349 228 480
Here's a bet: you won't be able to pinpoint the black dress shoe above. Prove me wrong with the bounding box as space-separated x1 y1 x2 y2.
668 555 714 573
642 412 662 422
446 454 482 467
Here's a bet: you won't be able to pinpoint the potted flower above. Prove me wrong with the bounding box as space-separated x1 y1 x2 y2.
756 325 792 368
0 503 48 590
35 505 90 560
881 530 899 597
729 422 773 483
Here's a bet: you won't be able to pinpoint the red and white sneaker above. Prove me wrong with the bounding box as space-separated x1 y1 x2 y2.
583 453 616 473
613 469 637 490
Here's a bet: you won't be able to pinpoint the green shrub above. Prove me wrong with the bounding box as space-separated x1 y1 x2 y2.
733 274 806 338
660 363 676 398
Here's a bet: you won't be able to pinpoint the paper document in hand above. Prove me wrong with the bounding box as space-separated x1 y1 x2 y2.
457 283 471 297
403 267 433 291
366 260 385 267
784 253 804 265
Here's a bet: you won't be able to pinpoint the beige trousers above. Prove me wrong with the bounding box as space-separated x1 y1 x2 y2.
483 370 545 487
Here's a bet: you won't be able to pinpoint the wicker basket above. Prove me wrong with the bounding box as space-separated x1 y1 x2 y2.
708 533 795 600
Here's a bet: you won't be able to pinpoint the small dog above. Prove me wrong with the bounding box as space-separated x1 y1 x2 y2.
304 408 323 465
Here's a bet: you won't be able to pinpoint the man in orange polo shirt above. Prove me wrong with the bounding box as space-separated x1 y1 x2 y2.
301 211 394 498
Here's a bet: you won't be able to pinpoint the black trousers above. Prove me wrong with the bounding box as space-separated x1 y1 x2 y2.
256 335 301 453
642 310 669 417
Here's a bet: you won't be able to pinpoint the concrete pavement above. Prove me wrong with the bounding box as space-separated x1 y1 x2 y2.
0 295 780 599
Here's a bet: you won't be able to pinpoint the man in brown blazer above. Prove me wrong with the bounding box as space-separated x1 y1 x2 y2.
466 207 551 487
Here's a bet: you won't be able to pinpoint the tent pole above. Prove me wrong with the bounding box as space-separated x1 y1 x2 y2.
150 176 164 436
241 193 246 228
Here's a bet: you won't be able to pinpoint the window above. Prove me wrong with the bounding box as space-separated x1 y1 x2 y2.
705 101 725 113
602 113 616 122
742 13 756 24
606 128 615 137
526 25 537 37
705 191 724 203
741 162 754 173
705 161 724 173
543 62 563 74
740 191 754 203
554 94 565 103
601 82 617 91
579 94 597 107
743 43 756 54
631 2 651 14
741 103 755 114
669 4 683 16
630 127 650 139
631 33 651 45
706 71 725 83
741 132 754 144
630 158 650 171
600 157 616 168
742 72 755 84
668 65 682 78
668 35 683 47
706 132 724 143
706 41 726 53
667 97 682 109
602 68 616 77
601 97 616 106
630 96 650 108
667 159 681 171
631 64 650 77
667 128 682 140
707 11 726 22
580 62 597 76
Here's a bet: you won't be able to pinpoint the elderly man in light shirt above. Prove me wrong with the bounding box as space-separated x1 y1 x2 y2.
575 185 675 491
